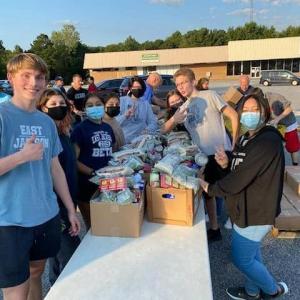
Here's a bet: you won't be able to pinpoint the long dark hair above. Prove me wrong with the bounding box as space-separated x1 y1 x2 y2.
238 89 271 134
37 88 73 135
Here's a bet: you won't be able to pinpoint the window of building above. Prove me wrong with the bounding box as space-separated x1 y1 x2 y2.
276 59 284 70
227 62 234 76
242 61 250 74
292 59 300 73
269 60 276 70
284 59 292 71
234 61 241 75
251 60 260 68
261 60 268 70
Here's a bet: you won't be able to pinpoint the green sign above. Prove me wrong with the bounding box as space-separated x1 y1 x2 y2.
141 53 159 63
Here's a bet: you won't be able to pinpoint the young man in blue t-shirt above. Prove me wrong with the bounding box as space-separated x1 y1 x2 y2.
0 53 80 300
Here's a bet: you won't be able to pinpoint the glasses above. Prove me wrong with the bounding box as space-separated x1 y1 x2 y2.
175 80 190 88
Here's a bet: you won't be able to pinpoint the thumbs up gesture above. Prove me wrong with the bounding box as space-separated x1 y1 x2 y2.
20 134 44 162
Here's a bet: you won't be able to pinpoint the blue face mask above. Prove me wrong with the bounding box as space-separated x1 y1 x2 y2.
86 106 104 120
240 112 262 130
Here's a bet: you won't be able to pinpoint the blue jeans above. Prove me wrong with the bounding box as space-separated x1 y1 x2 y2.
232 227 278 296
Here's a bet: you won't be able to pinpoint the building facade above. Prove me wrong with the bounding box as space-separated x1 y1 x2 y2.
83 37 300 82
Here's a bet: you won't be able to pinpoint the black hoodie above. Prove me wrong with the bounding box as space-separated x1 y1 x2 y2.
208 126 285 228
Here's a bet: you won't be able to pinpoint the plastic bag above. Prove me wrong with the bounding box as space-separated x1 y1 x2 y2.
154 154 182 175
195 152 208 167
116 188 135 205
98 191 116 203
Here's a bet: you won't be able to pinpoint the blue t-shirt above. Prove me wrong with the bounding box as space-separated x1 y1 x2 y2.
71 119 115 170
0 101 62 227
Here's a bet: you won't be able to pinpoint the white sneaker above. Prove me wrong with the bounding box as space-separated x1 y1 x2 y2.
224 217 232 230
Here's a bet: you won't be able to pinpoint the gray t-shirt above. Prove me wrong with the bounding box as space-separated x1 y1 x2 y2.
265 92 296 127
183 90 231 155
0 101 62 227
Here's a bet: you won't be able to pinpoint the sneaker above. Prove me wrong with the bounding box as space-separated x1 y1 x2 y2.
261 282 288 299
207 228 222 242
224 217 233 229
226 287 262 299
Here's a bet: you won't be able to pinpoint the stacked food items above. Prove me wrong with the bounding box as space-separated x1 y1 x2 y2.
90 131 208 204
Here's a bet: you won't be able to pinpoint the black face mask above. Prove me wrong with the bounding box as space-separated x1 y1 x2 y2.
46 106 68 121
106 106 120 118
131 88 144 98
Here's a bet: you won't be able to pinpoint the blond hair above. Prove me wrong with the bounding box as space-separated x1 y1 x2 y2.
7 53 48 78
173 68 195 81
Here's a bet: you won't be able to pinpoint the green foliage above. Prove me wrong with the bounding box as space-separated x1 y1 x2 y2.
0 23 300 80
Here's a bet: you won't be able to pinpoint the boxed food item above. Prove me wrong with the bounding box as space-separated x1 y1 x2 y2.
146 185 201 226
90 189 144 238
222 86 243 105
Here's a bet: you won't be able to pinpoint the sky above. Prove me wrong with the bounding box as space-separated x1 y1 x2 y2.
0 0 299 51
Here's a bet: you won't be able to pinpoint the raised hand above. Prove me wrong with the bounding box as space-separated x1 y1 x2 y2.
215 145 229 169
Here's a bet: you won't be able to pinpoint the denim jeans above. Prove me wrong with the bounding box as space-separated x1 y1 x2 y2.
231 226 278 296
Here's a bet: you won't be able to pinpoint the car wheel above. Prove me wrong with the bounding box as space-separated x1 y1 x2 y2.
263 80 269 86
291 80 298 86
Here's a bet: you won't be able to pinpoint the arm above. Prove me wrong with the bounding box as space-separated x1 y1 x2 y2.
160 107 188 134
222 105 239 148
152 96 167 108
0 134 43 176
74 143 94 176
145 103 158 133
208 135 279 197
270 105 293 125
51 157 80 236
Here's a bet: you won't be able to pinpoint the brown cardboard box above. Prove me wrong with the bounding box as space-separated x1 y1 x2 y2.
146 185 201 226
275 184 300 231
222 86 243 105
90 190 144 237
285 166 300 195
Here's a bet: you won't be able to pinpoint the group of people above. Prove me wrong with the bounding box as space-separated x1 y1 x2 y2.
0 52 294 300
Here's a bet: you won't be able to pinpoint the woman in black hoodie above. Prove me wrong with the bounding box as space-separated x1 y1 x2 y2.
200 92 288 299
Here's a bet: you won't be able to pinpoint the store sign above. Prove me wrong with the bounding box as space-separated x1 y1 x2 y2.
141 53 159 63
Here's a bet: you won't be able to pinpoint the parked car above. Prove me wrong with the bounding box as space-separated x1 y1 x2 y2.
119 74 176 100
259 70 300 86
0 80 13 95
96 78 123 96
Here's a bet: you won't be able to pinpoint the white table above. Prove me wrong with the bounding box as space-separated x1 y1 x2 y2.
45 201 213 300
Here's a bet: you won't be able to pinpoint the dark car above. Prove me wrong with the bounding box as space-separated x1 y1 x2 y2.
259 70 300 86
96 78 123 96
119 74 176 100
0 80 13 95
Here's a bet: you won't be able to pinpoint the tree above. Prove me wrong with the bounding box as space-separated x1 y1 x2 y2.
161 31 183 49
123 36 140 51
51 24 80 54
0 40 8 79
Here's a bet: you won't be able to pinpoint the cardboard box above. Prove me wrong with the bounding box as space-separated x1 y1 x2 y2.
222 86 243 105
275 184 300 231
90 190 144 237
285 166 300 195
146 185 201 226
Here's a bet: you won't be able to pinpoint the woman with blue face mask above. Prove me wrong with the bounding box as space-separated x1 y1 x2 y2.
71 93 116 229
199 92 288 299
